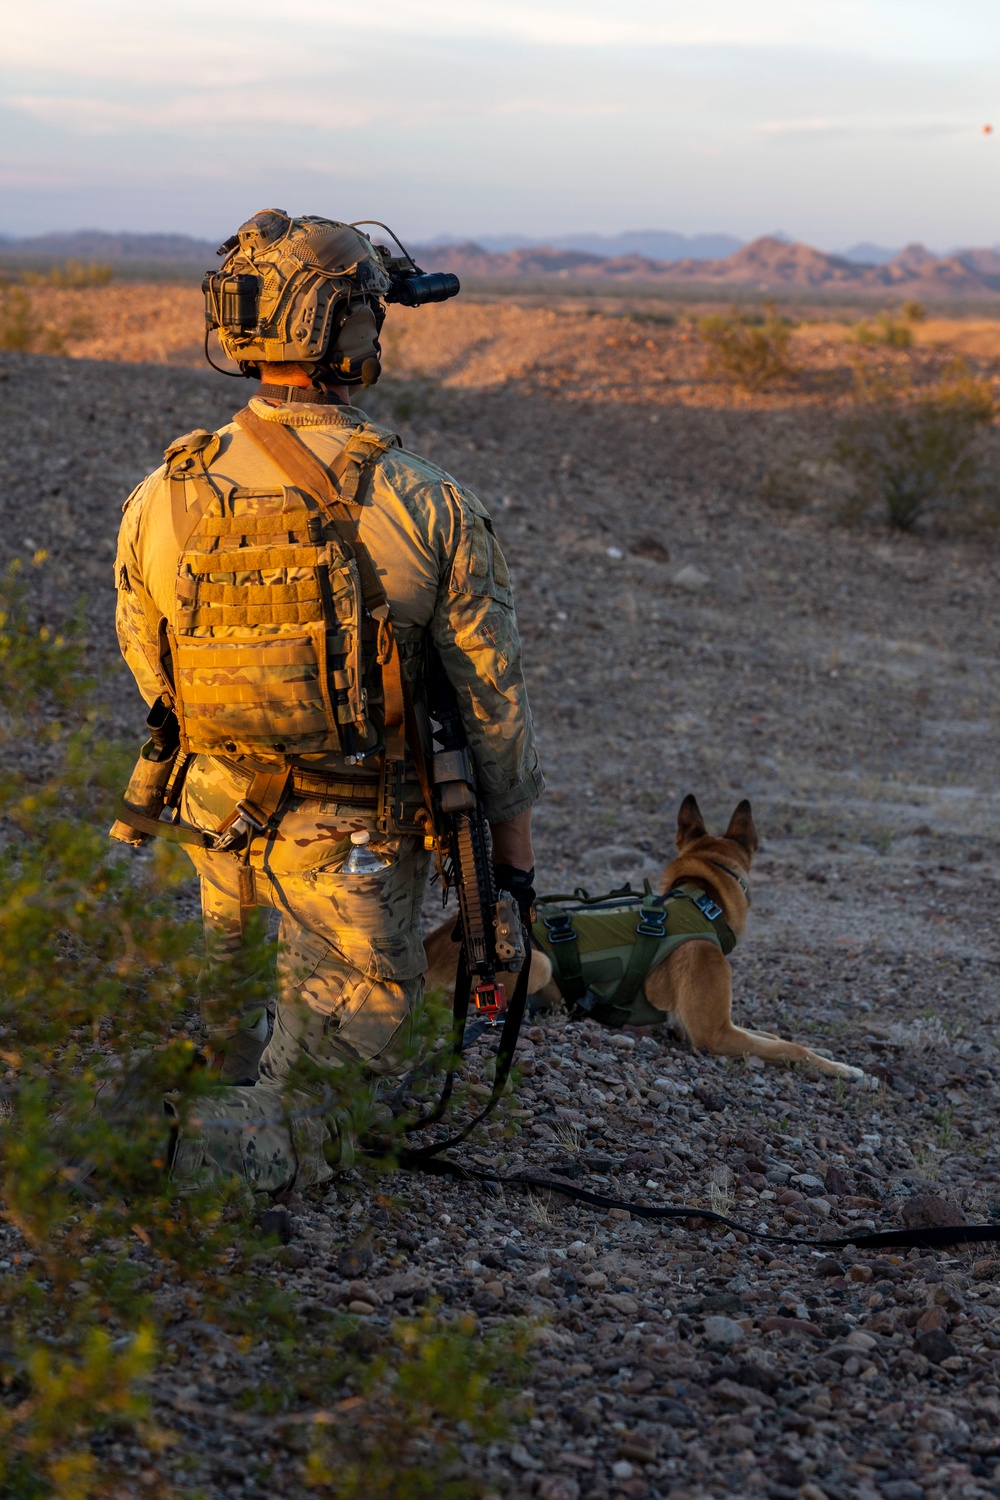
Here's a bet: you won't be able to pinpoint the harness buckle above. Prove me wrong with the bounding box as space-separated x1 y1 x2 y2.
543 913 578 944
636 902 667 938
693 893 723 922
473 980 508 1025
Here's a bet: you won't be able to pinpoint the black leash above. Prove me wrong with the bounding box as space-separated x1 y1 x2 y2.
398 1154 1000 1253
395 946 534 1162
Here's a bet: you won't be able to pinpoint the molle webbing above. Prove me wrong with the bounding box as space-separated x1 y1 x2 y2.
165 412 394 763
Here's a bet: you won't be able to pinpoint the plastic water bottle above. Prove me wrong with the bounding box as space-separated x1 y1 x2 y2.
340 829 394 874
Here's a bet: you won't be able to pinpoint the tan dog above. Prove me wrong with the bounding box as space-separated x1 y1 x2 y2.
424 794 863 1081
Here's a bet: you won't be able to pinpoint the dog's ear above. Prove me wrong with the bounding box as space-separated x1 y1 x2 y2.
676 793 707 848
724 798 759 855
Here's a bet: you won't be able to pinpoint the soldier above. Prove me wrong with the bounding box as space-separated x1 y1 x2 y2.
112 211 542 1192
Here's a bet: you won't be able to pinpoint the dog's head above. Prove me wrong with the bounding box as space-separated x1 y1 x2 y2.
661 794 758 934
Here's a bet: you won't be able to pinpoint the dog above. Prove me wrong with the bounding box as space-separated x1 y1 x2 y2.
424 794 863 1081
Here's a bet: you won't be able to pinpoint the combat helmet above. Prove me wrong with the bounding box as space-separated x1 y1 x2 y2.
203 209 459 387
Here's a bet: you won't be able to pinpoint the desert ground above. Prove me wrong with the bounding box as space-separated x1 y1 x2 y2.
2 286 1000 1499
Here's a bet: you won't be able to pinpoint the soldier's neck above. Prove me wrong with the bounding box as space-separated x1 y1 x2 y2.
257 364 352 405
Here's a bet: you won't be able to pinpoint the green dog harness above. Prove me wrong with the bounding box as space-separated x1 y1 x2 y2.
532 882 736 1029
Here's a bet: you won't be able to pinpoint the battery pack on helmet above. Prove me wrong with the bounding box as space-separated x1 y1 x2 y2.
202 271 259 333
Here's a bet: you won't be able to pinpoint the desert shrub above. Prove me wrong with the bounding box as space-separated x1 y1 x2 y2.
833 363 996 530
852 311 913 348
0 287 78 354
902 299 926 323
23 260 113 289
699 304 792 390
0 562 526 1497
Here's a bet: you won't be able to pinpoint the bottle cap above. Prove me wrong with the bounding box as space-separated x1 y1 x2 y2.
350 830 370 846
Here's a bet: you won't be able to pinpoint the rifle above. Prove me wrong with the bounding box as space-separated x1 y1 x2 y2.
425 652 526 1022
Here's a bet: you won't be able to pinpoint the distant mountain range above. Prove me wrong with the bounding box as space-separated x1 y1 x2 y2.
4 228 1000 296
418 235 1000 297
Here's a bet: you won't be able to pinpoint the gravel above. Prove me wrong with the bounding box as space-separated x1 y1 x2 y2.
1 297 1000 1497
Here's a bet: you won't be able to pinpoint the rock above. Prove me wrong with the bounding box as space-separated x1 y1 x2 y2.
845 1329 878 1351
815 1257 845 1277
824 1164 851 1197
617 1439 657 1463
672 564 710 592
610 1459 635 1480
758 1315 822 1338
347 1300 376 1316
336 1231 374 1276
712 1377 776 1410
915 1305 949 1334
703 1315 746 1347
606 1292 640 1316
537 1480 581 1500
848 1264 873 1283
913 1328 957 1364
694 1085 725 1111
257 1207 292 1244
881 1483 924 1500
508 1443 543 1472
902 1194 966 1229
629 534 670 564
791 1173 826 1194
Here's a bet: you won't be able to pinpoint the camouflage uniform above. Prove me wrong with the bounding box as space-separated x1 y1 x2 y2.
115 396 542 1191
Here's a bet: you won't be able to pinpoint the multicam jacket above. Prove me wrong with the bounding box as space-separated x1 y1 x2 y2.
114 397 543 825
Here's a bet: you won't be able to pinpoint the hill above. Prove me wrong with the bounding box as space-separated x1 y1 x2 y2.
417 234 1000 298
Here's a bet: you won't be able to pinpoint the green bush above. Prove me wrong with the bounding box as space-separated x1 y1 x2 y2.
23 261 114 289
0 561 527 1497
833 363 996 530
851 311 913 348
699 304 792 390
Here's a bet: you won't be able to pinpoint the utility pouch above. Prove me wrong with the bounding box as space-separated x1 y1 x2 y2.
109 740 179 846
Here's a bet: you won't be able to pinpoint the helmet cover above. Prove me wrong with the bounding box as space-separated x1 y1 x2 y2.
208 210 392 385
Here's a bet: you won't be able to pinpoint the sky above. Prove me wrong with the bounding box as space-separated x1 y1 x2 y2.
3 0 1000 249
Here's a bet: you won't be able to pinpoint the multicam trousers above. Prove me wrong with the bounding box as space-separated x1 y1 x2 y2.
169 754 432 1194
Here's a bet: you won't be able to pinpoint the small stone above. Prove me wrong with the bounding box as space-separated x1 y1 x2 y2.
816 1257 845 1277
610 1459 635 1480
617 1440 657 1464
672 564 710 591
537 1479 580 1500
349 1280 379 1305
508 1443 543 1472
777 1188 805 1205
257 1207 292 1244
915 1305 949 1334
606 1292 640 1316
824 1164 851 1197
881 1483 924 1500
482 1279 505 1299
846 1329 878 1351
703 1315 745 1347
347 1300 376 1316
848 1264 873 1283
913 1328 957 1364
902 1194 966 1229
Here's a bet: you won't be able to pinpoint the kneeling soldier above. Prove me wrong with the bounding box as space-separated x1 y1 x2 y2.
112 210 542 1191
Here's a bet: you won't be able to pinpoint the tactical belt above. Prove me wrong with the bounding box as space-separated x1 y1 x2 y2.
218 756 382 808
